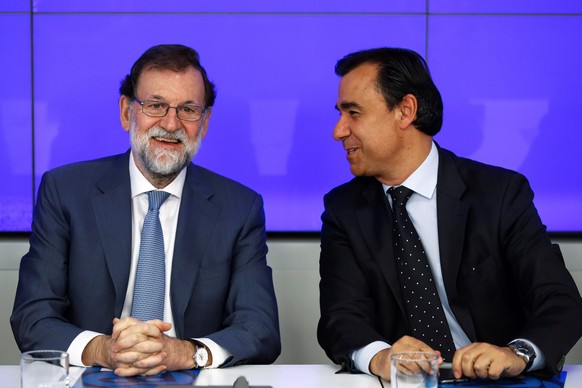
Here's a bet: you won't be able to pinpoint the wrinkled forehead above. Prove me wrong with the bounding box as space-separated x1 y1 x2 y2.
135 66 206 104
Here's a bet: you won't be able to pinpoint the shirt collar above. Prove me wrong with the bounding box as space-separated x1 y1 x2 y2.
129 150 187 199
382 141 439 199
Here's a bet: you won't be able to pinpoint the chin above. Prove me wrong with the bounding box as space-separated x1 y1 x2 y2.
349 166 364 177
148 152 188 175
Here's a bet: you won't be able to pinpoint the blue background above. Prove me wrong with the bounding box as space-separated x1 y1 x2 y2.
1 1 581 232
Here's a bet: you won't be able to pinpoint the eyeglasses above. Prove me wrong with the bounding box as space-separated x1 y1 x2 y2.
134 98 207 121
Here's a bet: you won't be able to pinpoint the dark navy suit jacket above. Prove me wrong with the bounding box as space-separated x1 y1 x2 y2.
318 146 582 376
11 151 281 366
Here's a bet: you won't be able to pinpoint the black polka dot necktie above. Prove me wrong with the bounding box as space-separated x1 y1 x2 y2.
388 186 455 360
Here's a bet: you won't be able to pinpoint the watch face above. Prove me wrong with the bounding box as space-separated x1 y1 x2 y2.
195 347 209 367
512 341 535 357
509 341 536 368
516 347 531 360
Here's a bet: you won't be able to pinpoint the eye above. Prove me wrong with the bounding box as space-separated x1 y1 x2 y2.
181 105 196 113
147 101 167 110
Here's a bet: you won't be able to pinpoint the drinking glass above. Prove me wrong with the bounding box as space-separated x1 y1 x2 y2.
21 350 69 388
390 351 438 388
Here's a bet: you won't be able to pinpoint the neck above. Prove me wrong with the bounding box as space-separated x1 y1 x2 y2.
377 136 433 186
144 171 179 189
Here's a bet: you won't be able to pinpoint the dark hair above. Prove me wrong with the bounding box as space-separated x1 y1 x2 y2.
335 48 443 136
119 44 216 108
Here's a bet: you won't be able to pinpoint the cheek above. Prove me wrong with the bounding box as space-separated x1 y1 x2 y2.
186 124 205 141
132 124 150 140
132 115 156 133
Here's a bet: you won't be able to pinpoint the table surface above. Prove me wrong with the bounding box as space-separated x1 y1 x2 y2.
3 363 582 387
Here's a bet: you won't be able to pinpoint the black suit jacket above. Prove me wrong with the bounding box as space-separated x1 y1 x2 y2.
11 151 281 366
318 146 582 376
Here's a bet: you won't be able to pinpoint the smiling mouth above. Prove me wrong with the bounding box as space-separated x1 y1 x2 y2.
347 148 357 154
153 136 181 144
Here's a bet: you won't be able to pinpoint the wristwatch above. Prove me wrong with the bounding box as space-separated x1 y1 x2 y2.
193 342 209 368
508 340 536 371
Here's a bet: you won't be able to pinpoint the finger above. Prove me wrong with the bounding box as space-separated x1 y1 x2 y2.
461 354 479 379
146 320 173 333
111 350 148 365
141 365 167 376
472 359 491 379
392 350 438 376
452 343 477 379
487 361 506 380
454 349 476 378
129 338 165 354
112 334 149 353
132 352 166 369
116 322 164 344
114 363 166 377
114 352 166 376
399 360 428 376
113 331 151 350
113 331 166 355
112 317 142 340
392 336 438 356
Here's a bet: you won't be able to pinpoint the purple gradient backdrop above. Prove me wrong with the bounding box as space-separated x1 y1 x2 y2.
1 14 32 231
1 3 581 232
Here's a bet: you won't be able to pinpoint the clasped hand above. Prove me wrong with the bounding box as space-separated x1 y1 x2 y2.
85 317 195 376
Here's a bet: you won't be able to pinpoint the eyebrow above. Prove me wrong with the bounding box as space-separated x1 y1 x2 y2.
336 101 362 111
147 95 201 106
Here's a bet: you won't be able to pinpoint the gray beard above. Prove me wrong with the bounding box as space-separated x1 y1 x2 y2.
129 118 202 177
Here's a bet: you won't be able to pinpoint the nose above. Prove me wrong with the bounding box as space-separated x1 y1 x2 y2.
333 115 349 141
160 107 181 132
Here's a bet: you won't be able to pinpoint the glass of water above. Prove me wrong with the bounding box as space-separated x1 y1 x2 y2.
21 350 69 388
390 351 438 388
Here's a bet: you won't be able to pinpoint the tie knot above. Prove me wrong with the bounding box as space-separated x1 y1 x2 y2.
147 190 170 211
388 186 413 207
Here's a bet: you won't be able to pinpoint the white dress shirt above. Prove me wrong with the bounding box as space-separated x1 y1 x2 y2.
351 142 544 374
67 151 230 368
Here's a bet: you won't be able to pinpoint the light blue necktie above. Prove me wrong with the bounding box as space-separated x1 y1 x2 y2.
131 190 170 321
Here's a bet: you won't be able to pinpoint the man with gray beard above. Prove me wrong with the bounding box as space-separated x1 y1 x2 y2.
11 44 281 376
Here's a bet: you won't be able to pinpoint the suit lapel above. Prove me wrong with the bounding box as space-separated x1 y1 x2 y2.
170 164 220 338
436 148 476 340
356 179 406 315
92 152 133 316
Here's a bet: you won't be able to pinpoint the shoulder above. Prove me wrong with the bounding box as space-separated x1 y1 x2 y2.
439 147 528 186
186 164 262 203
324 176 381 208
42 153 126 182
35 153 129 215
437 147 533 204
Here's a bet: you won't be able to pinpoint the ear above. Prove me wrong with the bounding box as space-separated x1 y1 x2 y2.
119 96 131 132
398 94 418 129
199 107 212 140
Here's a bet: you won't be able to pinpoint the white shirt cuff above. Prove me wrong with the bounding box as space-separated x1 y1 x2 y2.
66 330 103 367
351 341 391 375
195 338 232 368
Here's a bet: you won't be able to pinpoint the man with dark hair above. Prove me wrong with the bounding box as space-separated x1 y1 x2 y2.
318 47 582 381
11 44 280 376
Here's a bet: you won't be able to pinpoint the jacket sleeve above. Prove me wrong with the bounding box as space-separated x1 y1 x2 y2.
498 173 582 376
205 194 281 366
318 191 396 370
11 170 85 352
